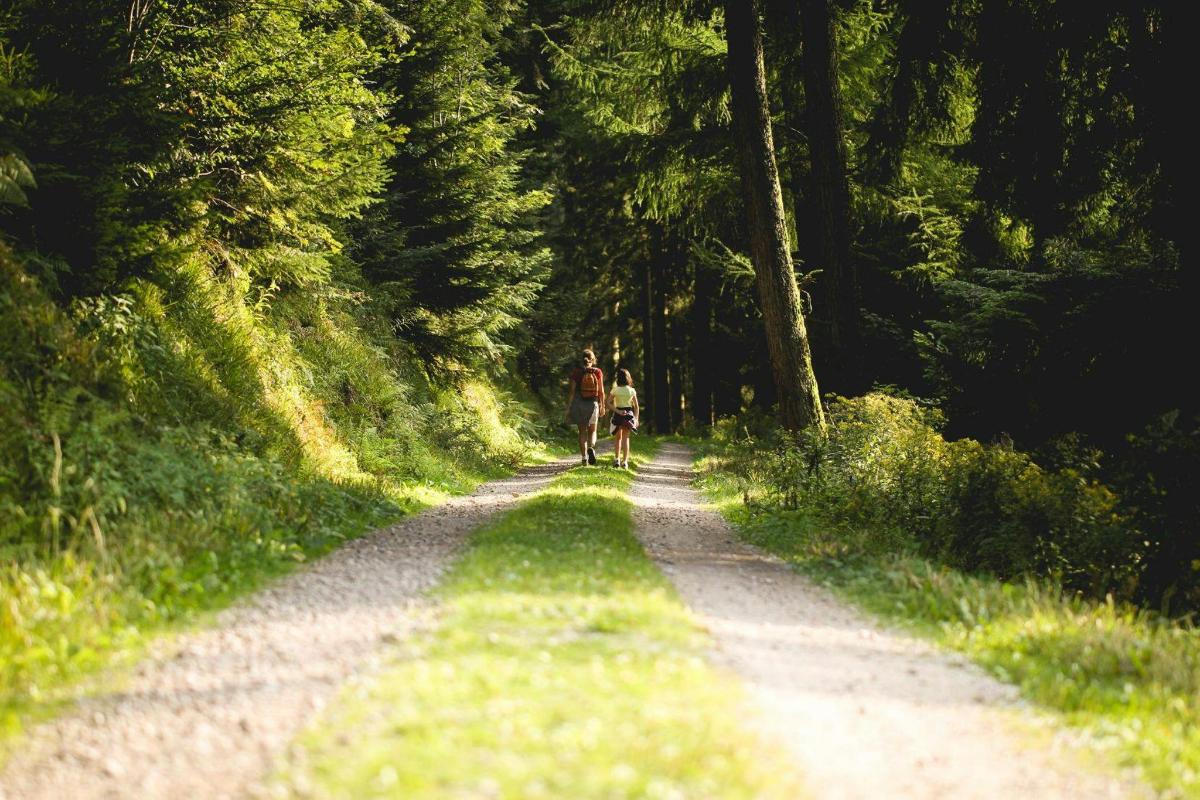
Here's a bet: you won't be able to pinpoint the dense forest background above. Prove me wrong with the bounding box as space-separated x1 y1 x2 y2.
0 0 1193 726
516 0 1193 613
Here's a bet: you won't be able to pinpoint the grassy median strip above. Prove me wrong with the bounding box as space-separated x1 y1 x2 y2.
277 438 802 799
692 446 1199 798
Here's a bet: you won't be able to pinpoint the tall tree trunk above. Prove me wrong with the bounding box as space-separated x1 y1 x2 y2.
690 261 715 427
667 236 688 429
724 0 825 431
712 284 743 418
668 258 685 430
798 0 861 393
770 0 861 394
652 228 671 433
669 355 684 431
610 301 622 372
766 0 811 251
640 254 655 429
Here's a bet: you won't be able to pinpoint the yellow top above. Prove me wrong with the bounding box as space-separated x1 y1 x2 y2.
611 385 637 408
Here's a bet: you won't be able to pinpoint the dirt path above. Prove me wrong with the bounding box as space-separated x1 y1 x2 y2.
629 443 1142 800
0 454 585 800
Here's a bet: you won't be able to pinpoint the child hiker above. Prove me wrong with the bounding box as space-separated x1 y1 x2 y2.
606 368 639 469
565 349 605 465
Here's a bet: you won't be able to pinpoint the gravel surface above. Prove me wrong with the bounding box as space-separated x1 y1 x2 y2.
0 455 580 800
630 443 1145 800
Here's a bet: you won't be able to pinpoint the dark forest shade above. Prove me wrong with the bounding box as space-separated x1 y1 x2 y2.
797 0 861 393
651 225 672 433
770 0 862 395
640 255 656 432
690 261 716 428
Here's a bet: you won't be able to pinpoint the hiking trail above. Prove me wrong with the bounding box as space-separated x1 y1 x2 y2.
630 442 1144 800
0 442 1146 799
0 455 581 800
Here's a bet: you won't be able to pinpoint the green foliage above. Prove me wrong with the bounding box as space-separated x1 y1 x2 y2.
275 441 803 799
0 152 33 207
0 35 44 209
1116 411 1200 614
353 0 550 366
920 240 1184 447
156 2 397 287
0 0 567 739
0 1 398 295
712 394 1143 599
887 189 962 281
517 2 755 425
543 7 730 221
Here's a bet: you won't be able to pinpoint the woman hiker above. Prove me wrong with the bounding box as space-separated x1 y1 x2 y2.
606 368 639 469
565 349 606 465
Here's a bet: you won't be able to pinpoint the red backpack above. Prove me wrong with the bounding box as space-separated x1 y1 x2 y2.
578 368 601 398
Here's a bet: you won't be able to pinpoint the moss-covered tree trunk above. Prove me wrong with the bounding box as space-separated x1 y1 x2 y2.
640 254 655 429
724 0 825 432
652 227 672 433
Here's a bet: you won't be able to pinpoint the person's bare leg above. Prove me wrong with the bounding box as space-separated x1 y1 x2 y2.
623 430 632 464
577 425 588 462
588 423 598 450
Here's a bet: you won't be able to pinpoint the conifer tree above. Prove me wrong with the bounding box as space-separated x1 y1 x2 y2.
352 0 551 368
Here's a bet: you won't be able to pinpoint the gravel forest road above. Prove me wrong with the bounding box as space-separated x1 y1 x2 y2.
1 441 1148 799
629 442 1144 800
0 454 584 800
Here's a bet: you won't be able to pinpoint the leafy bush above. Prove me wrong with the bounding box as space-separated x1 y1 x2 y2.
714 393 1144 601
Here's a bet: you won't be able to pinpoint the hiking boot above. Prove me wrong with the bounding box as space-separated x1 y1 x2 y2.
587 446 596 465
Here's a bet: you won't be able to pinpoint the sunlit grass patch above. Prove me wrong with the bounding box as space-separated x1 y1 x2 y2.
278 438 803 799
0 474 398 744
0 446 550 750
694 448 1200 798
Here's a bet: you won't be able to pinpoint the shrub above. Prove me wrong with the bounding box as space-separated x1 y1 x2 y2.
716 393 1145 601
933 440 1135 594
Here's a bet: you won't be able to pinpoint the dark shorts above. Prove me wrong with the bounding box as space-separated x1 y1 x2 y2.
570 395 600 427
610 406 637 435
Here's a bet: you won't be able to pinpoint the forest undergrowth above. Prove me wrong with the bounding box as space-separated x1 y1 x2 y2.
0 242 546 746
690 400 1200 797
